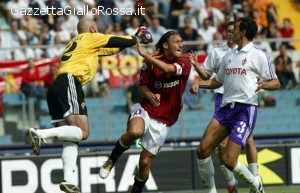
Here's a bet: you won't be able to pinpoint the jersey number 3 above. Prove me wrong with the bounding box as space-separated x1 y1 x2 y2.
237 121 247 133
61 41 77 62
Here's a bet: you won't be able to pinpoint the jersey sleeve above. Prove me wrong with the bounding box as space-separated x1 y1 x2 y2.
174 57 191 77
215 53 227 84
105 36 137 48
88 33 114 48
258 51 277 81
138 60 152 86
97 48 121 56
203 50 216 76
88 33 136 51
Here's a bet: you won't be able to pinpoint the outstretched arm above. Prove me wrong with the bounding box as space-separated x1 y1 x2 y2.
198 78 223 89
98 34 142 55
105 36 140 48
102 27 152 53
98 47 122 56
189 51 211 80
190 78 222 95
136 42 175 73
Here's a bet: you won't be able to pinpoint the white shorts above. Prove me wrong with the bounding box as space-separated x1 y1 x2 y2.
129 103 170 155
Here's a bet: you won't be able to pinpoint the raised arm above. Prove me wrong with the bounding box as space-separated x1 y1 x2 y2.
98 47 122 56
105 36 139 48
136 43 175 73
102 26 153 49
189 51 211 80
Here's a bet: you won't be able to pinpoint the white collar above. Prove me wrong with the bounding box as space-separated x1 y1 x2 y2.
239 42 254 52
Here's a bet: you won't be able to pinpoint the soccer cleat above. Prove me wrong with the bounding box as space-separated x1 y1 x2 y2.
255 175 265 193
249 175 265 193
249 190 255 193
27 128 46 155
99 159 115 179
228 181 238 193
59 181 80 193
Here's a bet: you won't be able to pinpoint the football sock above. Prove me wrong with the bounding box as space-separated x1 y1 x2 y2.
37 125 82 142
220 165 236 186
131 176 146 193
62 141 78 185
248 163 258 176
197 157 217 193
109 140 130 163
232 161 259 190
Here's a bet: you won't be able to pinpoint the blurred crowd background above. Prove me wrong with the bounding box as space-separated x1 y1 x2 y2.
0 0 299 59
0 0 300 145
1 0 300 90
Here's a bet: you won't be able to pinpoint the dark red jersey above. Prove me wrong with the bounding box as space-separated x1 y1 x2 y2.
139 54 191 126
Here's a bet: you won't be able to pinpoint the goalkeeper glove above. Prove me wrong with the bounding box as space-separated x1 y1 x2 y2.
135 26 153 44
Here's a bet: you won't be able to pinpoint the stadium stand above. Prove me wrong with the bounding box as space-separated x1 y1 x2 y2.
0 0 300 146
273 0 300 49
0 135 12 145
3 93 24 106
32 88 300 144
1 93 27 144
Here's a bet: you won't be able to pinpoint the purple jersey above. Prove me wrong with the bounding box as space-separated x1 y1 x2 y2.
139 54 191 126
213 102 257 147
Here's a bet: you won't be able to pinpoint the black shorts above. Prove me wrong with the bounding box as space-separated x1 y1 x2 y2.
47 73 87 121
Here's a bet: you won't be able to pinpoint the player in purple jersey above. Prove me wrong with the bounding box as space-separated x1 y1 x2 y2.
190 18 280 193
99 31 191 193
190 21 259 193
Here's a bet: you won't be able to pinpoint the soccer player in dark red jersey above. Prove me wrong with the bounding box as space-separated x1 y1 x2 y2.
99 31 191 193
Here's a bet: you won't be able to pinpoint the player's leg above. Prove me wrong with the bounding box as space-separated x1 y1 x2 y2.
223 104 264 193
131 149 155 193
223 140 263 193
31 114 88 141
27 74 87 193
27 74 87 155
60 115 89 193
214 94 238 192
246 134 258 176
99 103 146 179
218 137 238 193
99 116 144 179
28 117 84 193
48 110 88 193
131 116 169 193
246 134 259 193
222 140 256 185
197 118 229 193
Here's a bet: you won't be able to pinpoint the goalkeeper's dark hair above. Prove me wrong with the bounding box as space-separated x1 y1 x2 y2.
155 31 180 54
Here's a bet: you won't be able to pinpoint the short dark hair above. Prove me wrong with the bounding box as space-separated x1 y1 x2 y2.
155 31 180 54
226 21 235 32
237 17 258 41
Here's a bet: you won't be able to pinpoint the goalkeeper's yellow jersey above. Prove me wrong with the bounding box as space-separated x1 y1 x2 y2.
58 33 134 85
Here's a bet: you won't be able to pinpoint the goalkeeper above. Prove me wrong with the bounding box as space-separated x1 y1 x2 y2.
26 18 152 193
